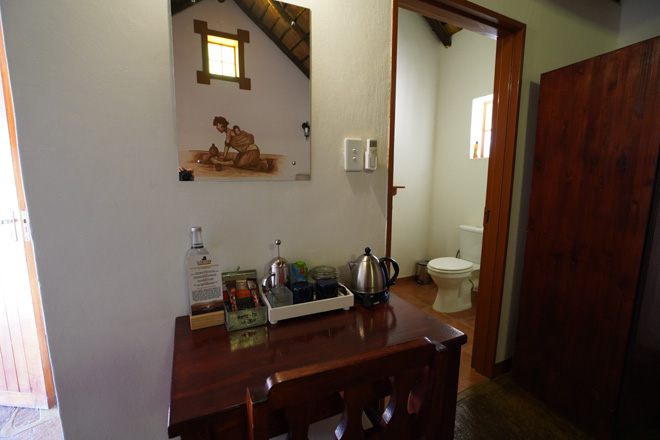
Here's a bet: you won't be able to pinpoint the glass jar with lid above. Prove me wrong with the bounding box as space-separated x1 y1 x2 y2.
309 265 339 299
309 265 339 281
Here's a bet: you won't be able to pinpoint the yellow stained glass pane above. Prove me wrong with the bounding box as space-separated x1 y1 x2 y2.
208 35 237 48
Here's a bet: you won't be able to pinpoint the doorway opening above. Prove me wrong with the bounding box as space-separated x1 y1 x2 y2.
387 0 525 378
0 5 57 412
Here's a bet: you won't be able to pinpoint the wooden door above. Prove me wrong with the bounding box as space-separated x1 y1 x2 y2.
0 20 55 409
513 36 660 438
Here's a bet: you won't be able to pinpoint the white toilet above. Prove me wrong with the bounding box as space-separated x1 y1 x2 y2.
427 225 484 313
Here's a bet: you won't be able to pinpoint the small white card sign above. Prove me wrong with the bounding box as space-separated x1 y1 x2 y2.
187 253 223 315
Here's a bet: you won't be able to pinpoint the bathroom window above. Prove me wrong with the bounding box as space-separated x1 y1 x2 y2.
469 94 493 159
194 19 251 90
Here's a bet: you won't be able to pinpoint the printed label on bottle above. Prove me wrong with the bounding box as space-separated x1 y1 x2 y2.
187 253 223 315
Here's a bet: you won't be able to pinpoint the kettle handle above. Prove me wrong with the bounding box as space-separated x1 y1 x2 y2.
262 273 275 291
380 257 399 287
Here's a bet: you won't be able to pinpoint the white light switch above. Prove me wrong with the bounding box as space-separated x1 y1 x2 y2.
344 138 363 172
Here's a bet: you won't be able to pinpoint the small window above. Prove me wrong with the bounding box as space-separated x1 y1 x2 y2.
470 94 493 159
194 20 251 90
207 35 239 77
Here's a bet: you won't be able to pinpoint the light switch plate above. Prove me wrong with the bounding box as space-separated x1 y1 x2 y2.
344 139 363 171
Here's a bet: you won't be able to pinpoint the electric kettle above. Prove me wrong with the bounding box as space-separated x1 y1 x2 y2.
348 247 399 297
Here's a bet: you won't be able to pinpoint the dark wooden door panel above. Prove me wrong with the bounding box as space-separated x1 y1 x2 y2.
514 36 660 438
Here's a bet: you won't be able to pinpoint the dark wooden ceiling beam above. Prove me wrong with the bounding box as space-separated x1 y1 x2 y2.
232 0 309 78
265 0 310 43
171 0 207 15
424 17 453 47
171 0 309 77
401 0 525 39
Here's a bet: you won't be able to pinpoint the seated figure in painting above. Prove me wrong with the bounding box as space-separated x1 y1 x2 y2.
210 116 270 171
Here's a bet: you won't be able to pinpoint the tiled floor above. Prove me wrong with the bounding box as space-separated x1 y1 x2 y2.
389 276 488 392
0 405 63 439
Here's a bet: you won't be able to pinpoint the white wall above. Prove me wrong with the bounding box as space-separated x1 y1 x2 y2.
393 10 494 278
618 0 660 47
2 0 660 438
0 0 391 438
428 30 495 260
391 10 440 277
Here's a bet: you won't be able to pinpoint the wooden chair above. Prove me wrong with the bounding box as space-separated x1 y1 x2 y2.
246 337 449 440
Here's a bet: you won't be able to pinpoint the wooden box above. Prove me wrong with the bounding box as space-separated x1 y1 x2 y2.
222 269 268 332
189 309 225 331
224 296 267 331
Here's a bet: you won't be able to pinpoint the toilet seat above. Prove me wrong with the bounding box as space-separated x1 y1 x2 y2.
428 257 473 274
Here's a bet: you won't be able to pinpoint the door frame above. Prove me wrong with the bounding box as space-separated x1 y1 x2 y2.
388 0 525 377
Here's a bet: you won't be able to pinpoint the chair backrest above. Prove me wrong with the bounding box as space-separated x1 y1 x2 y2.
246 337 449 440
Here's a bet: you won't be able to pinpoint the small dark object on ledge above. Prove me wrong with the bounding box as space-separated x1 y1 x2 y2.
179 168 194 181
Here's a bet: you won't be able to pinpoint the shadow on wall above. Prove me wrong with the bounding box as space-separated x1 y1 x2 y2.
503 81 540 356
546 0 621 32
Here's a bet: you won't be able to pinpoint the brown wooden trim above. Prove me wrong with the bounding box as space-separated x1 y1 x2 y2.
398 0 525 38
388 0 525 378
196 70 211 84
471 35 508 377
492 358 513 377
238 77 251 90
396 275 417 283
472 23 525 379
424 17 453 47
386 4 399 260
0 19 56 408
474 26 525 378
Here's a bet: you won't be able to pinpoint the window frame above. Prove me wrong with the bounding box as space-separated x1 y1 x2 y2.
470 93 493 159
207 35 239 77
481 99 493 158
194 19 251 90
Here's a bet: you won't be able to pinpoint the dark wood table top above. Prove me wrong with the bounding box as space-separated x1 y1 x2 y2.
168 293 467 438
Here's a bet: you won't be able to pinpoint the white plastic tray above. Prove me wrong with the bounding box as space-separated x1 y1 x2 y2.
260 283 354 324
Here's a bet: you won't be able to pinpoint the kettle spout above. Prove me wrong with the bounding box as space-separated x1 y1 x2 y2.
348 261 356 271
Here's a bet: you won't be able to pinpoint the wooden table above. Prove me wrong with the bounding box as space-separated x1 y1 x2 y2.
168 294 467 439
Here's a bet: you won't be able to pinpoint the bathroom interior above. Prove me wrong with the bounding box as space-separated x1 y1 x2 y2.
389 8 496 391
